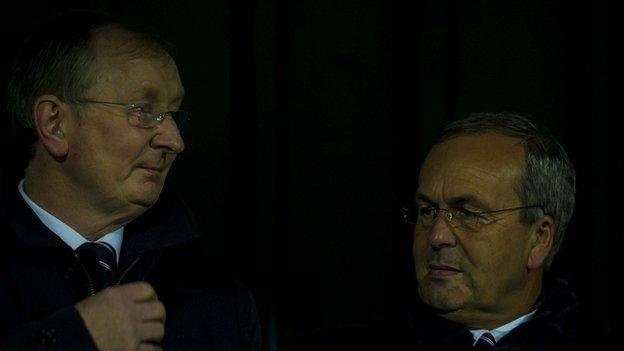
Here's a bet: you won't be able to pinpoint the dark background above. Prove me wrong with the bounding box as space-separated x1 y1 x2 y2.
1 0 622 349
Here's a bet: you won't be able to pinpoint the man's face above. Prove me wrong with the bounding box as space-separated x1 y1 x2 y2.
413 133 535 326
62 37 185 216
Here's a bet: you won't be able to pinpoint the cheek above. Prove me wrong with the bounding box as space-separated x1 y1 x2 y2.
68 133 103 171
412 229 431 271
85 114 149 152
462 234 524 288
102 133 147 165
461 238 503 281
412 229 425 255
72 133 143 179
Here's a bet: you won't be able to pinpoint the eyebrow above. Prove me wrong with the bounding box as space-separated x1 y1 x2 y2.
415 192 491 210
414 192 435 205
129 88 159 103
135 87 185 107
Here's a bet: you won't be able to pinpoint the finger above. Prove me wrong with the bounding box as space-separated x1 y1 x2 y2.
137 343 162 351
138 321 165 343
138 300 167 322
121 282 158 301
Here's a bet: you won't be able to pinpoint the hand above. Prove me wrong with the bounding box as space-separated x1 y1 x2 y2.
75 282 166 351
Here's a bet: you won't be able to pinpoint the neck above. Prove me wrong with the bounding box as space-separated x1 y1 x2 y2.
442 274 543 330
24 153 143 240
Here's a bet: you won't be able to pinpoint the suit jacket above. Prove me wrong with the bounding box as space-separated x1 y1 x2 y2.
397 278 578 350
0 182 260 350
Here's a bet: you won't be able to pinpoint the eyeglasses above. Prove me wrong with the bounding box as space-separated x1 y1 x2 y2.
401 203 544 232
71 99 190 133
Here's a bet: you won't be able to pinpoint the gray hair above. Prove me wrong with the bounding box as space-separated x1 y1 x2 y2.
5 10 172 150
439 112 576 269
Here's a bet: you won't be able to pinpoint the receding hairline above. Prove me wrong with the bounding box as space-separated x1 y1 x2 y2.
433 132 529 170
84 24 181 100
90 24 172 61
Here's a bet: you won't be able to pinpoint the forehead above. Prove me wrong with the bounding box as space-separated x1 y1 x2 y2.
418 133 526 207
89 30 184 102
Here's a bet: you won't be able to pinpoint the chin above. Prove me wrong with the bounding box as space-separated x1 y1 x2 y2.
129 197 159 208
417 280 471 312
127 182 165 208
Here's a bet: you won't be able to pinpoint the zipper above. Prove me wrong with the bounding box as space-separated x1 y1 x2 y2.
116 257 140 285
74 253 96 296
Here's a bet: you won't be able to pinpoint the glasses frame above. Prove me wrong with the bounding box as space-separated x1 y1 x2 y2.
70 99 190 133
401 203 545 232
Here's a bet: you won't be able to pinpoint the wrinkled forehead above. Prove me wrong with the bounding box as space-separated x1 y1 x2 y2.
91 58 184 104
93 54 181 85
87 32 184 103
417 133 526 206
91 25 169 60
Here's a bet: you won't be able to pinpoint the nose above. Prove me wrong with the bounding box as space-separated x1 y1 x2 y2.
426 211 457 249
150 115 185 154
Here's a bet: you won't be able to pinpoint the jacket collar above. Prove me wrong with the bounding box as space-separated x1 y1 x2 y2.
2 180 198 254
2 181 68 251
406 278 578 349
406 297 473 350
122 183 199 257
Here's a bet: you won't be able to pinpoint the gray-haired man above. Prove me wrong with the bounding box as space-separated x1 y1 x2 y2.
1 10 260 351
401 113 577 350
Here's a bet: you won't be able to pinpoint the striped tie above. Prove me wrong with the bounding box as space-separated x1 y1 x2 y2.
76 241 117 292
473 332 496 350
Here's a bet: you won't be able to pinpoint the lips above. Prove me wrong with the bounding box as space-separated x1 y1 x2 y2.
138 165 167 179
428 264 461 272
426 263 462 278
139 165 165 172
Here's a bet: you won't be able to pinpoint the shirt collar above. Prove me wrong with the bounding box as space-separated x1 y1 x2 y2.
470 309 537 345
18 179 123 263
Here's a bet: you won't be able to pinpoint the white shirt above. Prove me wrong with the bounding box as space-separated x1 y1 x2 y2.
18 179 123 263
470 309 538 345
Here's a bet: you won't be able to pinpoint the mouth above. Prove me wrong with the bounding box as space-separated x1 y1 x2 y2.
138 165 166 178
426 264 462 278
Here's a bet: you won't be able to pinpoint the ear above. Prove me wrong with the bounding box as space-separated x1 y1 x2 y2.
527 215 555 270
33 95 71 158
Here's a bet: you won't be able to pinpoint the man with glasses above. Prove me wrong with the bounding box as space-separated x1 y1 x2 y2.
0 10 259 350
399 113 577 350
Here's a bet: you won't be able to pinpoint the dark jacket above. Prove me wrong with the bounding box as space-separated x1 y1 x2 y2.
0 182 260 350
398 278 578 350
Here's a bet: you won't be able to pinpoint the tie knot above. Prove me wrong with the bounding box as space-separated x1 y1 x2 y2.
473 332 496 349
77 241 116 268
76 242 117 292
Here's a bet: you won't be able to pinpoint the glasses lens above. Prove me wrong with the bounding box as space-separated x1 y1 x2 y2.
451 209 480 232
129 111 159 128
402 204 418 224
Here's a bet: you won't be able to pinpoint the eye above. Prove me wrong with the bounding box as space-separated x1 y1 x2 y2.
455 208 479 219
418 206 437 219
130 103 153 114
127 104 156 124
